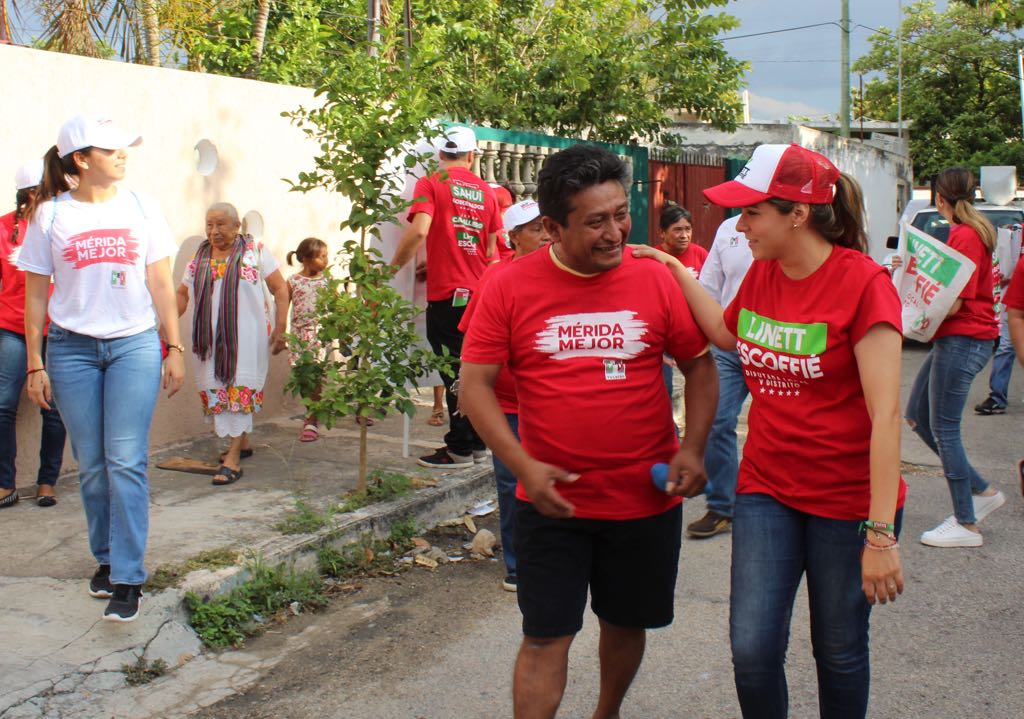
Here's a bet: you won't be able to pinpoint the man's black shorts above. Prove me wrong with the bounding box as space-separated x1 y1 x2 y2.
514 499 683 638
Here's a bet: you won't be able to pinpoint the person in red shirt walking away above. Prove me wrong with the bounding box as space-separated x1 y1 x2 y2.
390 125 502 468
0 160 68 509
637 143 905 719
457 199 550 593
460 145 718 719
1002 254 1024 494
906 168 1005 547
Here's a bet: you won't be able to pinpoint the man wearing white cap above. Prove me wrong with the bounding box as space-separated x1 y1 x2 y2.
390 125 503 468
458 199 550 592
0 159 67 510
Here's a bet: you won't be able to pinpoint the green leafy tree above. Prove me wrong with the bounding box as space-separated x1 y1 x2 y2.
853 0 1024 178
284 29 453 490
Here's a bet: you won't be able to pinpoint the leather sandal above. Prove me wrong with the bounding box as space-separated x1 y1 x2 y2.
218 448 254 463
36 486 57 507
0 489 18 508
211 465 243 486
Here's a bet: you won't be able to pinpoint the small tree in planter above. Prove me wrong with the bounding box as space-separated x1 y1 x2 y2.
285 30 455 491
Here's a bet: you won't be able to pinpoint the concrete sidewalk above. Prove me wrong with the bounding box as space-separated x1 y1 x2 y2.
0 393 495 717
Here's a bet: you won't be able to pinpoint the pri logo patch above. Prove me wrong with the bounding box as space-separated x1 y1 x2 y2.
534 310 649 360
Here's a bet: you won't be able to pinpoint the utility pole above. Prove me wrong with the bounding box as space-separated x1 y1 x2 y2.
1018 48 1024 140
897 0 903 140
840 0 851 138
368 0 381 57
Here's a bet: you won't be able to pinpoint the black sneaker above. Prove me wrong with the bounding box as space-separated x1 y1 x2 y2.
103 584 144 623
686 510 732 539
417 447 474 468
974 398 1006 415
89 565 114 599
502 575 518 592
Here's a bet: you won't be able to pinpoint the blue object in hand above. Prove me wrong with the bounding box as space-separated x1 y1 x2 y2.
651 463 669 492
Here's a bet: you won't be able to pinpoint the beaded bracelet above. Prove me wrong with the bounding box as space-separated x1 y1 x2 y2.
866 527 897 541
859 520 895 534
863 540 900 551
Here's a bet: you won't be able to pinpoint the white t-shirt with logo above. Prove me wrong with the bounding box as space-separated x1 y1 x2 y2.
18 189 177 339
699 215 753 308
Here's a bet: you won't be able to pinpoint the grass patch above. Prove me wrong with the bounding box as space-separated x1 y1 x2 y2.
317 517 417 581
122 656 168 686
274 496 335 535
184 558 327 649
338 469 414 512
145 546 239 593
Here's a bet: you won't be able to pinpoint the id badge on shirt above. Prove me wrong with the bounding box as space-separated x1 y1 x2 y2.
452 288 471 308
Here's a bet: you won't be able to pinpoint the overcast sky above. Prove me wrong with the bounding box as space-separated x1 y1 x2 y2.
719 0 949 122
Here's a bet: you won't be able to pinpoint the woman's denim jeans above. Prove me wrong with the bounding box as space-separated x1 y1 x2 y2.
0 328 66 490
730 493 903 719
46 325 162 585
491 413 519 577
905 335 993 524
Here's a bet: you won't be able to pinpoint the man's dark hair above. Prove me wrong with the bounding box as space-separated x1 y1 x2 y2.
537 145 631 226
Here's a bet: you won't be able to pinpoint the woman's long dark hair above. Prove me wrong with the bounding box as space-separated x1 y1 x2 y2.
26 145 86 220
11 189 33 245
935 167 996 251
767 172 868 254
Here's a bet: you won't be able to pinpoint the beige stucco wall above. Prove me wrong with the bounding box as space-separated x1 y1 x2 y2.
1 44 352 488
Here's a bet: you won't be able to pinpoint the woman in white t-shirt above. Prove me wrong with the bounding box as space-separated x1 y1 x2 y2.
19 114 185 624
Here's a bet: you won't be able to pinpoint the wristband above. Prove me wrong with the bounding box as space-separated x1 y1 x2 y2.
859 520 895 535
26 367 45 377
863 540 899 551
166 344 185 354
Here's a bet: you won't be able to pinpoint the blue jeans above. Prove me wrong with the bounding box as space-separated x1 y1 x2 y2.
0 329 66 490
986 320 1015 407
730 493 903 719
493 413 519 576
46 325 162 585
705 347 749 518
906 335 992 524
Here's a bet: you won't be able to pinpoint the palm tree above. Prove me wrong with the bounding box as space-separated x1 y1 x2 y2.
248 0 269 75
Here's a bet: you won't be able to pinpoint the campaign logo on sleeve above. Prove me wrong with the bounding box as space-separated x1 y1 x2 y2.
62 229 139 269
534 310 649 360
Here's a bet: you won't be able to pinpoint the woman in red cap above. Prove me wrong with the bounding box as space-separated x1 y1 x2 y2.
635 143 904 719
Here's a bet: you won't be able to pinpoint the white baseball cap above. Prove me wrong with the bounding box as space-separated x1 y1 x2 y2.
433 125 478 154
15 159 44 190
703 143 839 208
57 114 143 159
503 200 541 233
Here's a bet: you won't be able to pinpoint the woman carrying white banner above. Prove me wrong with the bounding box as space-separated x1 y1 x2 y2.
906 167 1005 548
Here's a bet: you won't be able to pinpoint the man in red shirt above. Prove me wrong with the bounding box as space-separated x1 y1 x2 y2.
390 126 502 467
460 145 718 719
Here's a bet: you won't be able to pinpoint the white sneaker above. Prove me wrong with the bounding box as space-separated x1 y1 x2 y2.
973 491 1005 522
920 516 983 548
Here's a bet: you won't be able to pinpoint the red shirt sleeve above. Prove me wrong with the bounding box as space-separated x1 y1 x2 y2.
660 270 710 361
849 269 902 345
485 188 503 237
407 175 436 222
1004 256 1024 311
461 273 511 366
457 263 498 334
947 225 985 301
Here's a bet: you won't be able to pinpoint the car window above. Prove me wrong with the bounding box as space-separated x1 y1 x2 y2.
910 209 1024 244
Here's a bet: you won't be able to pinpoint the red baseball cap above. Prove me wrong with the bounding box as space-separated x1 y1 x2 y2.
703 144 840 208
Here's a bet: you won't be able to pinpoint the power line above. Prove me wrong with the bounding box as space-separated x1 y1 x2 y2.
720 22 839 42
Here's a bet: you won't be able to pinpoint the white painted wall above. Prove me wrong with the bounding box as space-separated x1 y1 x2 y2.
1 45 353 487
667 122 915 260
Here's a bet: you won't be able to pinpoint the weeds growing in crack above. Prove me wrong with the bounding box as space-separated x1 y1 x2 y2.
122 656 169 686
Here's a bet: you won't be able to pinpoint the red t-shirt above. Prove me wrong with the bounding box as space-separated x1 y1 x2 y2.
724 246 907 520
1003 255 1024 311
462 248 709 520
662 243 709 275
934 224 999 341
0 211 52 336
408 167 502 302
458 258 518 414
